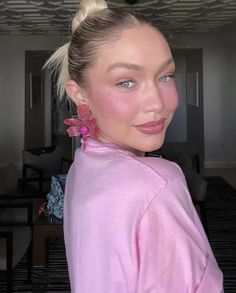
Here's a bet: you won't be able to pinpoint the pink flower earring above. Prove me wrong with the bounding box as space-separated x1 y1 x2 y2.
64 104 99 150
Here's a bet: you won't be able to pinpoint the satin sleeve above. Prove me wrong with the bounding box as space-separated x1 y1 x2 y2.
136 177 223 293
64 167 138 293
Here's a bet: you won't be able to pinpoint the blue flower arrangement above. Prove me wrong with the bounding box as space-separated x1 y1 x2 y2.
39 174 67 223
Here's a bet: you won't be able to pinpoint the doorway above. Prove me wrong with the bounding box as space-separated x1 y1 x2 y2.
24 50 72 160
166 48 204 160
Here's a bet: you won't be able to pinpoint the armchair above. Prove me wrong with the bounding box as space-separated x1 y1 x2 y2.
157 142 201 173
20 145 71 193
147 146 208 234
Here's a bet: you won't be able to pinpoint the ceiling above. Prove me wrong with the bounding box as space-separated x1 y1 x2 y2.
0 0 236 35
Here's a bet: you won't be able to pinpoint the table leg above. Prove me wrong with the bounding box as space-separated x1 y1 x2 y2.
33 225 46 266
33 223 64 266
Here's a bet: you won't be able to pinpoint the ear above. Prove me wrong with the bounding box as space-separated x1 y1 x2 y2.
65 80 88 105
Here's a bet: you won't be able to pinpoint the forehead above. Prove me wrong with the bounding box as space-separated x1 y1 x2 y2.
92 25 172 72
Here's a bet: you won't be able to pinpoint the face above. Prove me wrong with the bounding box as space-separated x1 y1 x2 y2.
74 25 178 154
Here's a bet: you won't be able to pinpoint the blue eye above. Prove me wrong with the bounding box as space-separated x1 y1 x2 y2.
160 74 175 82
117 80 135 89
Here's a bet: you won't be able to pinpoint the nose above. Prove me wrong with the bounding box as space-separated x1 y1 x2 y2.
142 83 164 113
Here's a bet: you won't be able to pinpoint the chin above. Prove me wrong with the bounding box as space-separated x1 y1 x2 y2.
135 136 166 153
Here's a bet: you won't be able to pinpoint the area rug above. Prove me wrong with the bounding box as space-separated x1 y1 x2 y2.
0 176 235 292
205 176 236 293
0 237 70 292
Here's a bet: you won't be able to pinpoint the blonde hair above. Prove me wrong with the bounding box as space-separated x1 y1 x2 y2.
71 0 107 34
45 0 150 99
45 0 107 98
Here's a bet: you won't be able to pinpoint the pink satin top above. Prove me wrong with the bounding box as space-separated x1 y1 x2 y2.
64 138 223 292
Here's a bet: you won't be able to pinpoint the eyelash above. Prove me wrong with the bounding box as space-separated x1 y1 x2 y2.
116 73 175 89
160 74 175 82
116 80 135 89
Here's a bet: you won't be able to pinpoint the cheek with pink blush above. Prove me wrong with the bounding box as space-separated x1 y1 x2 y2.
160 83 179 112
87 81 179 133
88 86 140 123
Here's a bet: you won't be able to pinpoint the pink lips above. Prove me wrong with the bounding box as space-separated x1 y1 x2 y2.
135 118 166 134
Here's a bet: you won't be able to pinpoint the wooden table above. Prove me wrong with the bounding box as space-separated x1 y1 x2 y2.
33 215 63 267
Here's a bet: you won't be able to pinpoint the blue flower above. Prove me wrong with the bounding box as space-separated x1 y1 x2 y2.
46 174 67 220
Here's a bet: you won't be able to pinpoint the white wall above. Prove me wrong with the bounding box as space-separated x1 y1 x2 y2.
175 32 236 167
0 36 67 168
0 33 236 168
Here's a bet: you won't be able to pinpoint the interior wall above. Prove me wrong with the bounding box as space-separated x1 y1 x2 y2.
0 36 67 168
175 32 236 167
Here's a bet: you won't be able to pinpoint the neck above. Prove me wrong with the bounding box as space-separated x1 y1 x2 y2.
96 134 145 157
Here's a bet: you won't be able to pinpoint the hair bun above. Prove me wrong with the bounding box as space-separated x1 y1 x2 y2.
72 0 108 33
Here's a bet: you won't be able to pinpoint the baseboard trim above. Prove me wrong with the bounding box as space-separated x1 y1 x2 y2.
204 161 236 168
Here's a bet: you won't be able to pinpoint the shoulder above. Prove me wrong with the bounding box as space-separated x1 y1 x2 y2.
114 152 185 187
70 147 186 204
100 151 186 203
73 141 184 186
135 156 184 184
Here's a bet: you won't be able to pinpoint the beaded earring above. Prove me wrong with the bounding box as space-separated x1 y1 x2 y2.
64 104 99 150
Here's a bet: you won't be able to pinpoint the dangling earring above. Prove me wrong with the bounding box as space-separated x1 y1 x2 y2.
64 104 99 150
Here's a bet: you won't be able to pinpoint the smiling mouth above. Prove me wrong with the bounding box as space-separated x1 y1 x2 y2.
135 118 167 134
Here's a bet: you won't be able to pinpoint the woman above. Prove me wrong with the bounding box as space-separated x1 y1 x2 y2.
46 0 223 292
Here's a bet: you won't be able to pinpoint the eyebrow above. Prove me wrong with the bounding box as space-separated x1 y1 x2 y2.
106 57 175 73
159 57 175 71
107 62 144 73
